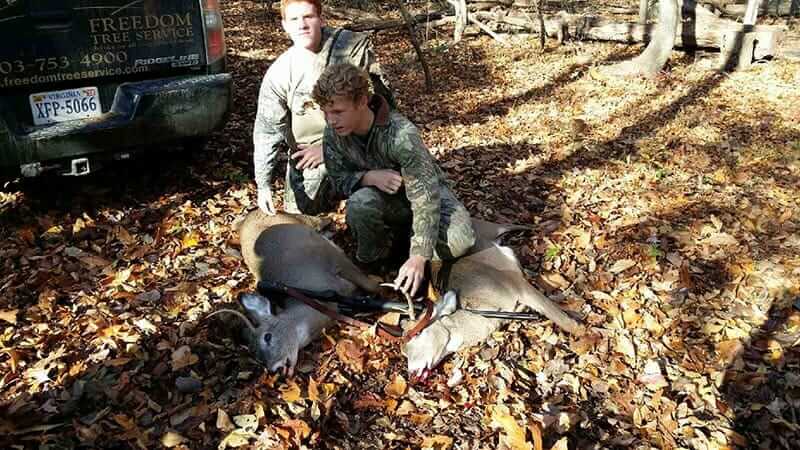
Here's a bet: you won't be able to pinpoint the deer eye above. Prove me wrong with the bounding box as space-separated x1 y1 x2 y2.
263 333 272 345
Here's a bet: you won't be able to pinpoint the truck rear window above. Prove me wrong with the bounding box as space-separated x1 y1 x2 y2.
0 0 206 90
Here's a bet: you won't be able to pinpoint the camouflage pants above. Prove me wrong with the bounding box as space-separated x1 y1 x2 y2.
346 186 476 263
283 161 341 215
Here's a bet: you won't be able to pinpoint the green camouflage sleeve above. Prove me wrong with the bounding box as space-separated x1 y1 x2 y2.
323 128 365 197
389 123 441 259
252 68 289 191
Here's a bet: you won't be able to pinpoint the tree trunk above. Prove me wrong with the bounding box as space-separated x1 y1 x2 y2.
743 0 761 23
396 0 433 91
536 0 547 48
639 0 650 23
614 0 680 76
450 0 468 42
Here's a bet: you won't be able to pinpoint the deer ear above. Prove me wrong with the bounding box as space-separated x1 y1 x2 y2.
240 293 274 322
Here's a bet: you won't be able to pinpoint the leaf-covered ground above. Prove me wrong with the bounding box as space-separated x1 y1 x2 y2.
2 2 799 449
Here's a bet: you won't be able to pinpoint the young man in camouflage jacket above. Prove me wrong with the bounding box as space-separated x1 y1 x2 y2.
253 0 393 215
312 63 476 297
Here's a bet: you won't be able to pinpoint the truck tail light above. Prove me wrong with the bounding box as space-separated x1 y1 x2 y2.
201 0 226 65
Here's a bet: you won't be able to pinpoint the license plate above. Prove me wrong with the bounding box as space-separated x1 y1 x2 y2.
29 87 101 126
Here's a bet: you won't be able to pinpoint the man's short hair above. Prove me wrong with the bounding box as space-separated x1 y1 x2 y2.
312 63 371 107
280 0 322 19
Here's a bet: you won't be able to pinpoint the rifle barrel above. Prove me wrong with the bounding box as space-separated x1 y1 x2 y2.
464 309 543 320
257 279 544 321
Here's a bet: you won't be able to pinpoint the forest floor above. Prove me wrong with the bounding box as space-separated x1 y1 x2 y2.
1 1 799 449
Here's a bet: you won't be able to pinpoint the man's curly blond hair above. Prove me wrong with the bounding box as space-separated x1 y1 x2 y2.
312 63 371 108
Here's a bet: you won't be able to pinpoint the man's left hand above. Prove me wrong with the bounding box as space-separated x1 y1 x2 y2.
395 255 427 297
291 143 324 170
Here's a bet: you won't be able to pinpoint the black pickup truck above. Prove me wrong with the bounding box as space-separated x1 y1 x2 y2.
0 0 232 177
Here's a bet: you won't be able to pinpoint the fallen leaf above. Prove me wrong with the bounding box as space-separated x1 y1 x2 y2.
2 349 21 372
574 228 591 249
217 409 235 432
590 291 614 302
105 357 132 367
447 367 464 387
134 318 157 334
72 217 88 234
410 413 433 426
378 312 401 326
712 167 729 183
353 392 384 410
335 339 365 372
112 414 136 431
396 400 417 416
255 403 265 422
160 431 187 447
529 421 543 450
643 313 664 335
109 267 133 287
308 377 320 402
24 346 67 390
704 232 738 247
64 246 85 258
638 360 668 390
81 255 112 268
169 406 197 427
725 325 749 340
622 309 641 328
233 414 258 433
609 259 637 274
280 380 303 403
616 334 636 361
764 339 784 364
679 264 694 290
717 339 744 364
170 345 199 371
219 429 256 449
541 272 570 290
384 374 408 398
114 226 136 245
489 405 531 450
135 289 161 302
181 230 200 249
17 227 35 244
666 252 683 267
279 419 311 446
43 225 63 236
550 437 569 450
421 434 454 450
0 309 18 324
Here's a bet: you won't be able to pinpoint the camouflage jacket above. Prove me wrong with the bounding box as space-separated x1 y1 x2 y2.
252 27 394 192
323 95 448 259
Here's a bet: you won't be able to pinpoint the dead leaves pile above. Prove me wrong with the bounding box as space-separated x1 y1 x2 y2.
2 1 800 448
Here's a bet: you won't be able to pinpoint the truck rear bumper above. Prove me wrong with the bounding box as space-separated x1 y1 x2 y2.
0 73 232 175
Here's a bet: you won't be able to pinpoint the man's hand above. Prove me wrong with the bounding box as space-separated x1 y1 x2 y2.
362 169 403 195
394 255 427 297
291 143 324 170
257 187 276 215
